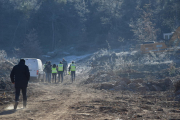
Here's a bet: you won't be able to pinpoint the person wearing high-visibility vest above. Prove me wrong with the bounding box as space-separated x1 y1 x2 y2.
58 61 64 83
69 61 76 83
52 64 57 83
43 61 48 69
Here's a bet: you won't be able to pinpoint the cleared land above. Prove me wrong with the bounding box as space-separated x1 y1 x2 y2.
0 71 180 120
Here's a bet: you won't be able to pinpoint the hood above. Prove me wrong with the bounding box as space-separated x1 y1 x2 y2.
18 60 25 65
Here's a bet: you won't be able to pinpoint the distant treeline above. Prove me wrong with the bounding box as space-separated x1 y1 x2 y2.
0 0 179 55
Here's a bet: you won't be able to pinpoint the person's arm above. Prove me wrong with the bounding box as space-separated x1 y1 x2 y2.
65 62 68 67
10 67 15 83
25 66 30 81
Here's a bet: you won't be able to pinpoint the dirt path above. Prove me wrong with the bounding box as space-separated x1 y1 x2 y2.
1 72 180 120
0 73 108 120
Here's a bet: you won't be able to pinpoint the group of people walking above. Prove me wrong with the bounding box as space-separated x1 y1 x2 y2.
10 58 76 111
44 59 76 83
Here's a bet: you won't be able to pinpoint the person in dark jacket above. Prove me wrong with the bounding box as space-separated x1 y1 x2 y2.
62 58 68 76
44 61 52 83
10 59 30 110
43 61 48 81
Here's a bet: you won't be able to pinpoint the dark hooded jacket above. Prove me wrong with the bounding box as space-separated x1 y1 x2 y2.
10 60 30 88
44 63 52 73
62 59 67 68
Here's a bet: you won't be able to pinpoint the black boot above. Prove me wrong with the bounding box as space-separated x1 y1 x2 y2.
14 101 18 110
23 101 27 108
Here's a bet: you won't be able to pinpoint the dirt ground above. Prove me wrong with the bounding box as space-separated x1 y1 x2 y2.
0 72 180 120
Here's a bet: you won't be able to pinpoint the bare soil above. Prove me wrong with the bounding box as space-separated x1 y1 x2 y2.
0 72 180 120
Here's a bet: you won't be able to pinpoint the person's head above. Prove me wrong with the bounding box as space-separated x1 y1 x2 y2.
60 61 62 64
62 58 65 61
19 59 25 64
48 61 51 65
72 61 74 64
53 64 56 68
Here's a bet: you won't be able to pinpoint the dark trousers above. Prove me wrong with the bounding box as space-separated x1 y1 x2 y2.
71 71 75 82
46 73 51 83
64 67 67 76
15 87 27 102
58 71 63 82
52 73 57 83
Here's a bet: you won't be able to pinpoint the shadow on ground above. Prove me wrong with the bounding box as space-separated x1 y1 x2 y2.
0 110 15 115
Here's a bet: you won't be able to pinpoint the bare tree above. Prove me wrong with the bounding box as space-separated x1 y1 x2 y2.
129 4 159 43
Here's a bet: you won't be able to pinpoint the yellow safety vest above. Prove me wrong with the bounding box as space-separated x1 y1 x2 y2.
58 64 63 71
52 67 57 73
43 64 46 69
71 64 76 71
